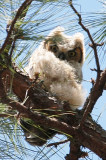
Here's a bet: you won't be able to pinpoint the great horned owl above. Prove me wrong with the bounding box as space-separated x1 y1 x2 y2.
21 27 85 146
26 26 85 110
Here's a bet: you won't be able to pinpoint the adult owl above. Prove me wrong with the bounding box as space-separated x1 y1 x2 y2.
26 26 85 110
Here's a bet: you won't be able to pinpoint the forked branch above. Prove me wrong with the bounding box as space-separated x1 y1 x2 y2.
69 0 106 127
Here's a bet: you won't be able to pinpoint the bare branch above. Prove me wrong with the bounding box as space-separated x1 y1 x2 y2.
80 69 106 127
47 139 69 147
69 0 106 129
69 0 100 75
89 42 104 47
90 68 103 73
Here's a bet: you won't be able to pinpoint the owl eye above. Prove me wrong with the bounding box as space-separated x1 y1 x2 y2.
68 50 76 58
50 45 59 53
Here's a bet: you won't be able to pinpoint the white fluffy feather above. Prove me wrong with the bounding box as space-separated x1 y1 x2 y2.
26 27 85 110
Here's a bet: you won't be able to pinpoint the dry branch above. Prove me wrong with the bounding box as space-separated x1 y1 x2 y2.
69 0 106 130
69 0 101 74
47 139 69 147
0 69 106 159
80 69 106 127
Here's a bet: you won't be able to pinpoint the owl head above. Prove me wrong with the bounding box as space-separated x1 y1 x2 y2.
43 27 85 65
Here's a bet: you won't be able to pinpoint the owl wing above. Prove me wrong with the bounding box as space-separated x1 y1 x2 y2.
26 47 85 110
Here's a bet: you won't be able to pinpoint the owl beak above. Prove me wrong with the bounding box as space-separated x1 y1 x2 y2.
58 52 66 60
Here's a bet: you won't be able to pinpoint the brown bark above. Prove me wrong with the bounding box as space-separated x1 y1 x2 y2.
0 69 106 159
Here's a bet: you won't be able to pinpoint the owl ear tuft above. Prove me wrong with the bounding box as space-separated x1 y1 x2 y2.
73 32 84 43
44 26 65 48
48 26 64 38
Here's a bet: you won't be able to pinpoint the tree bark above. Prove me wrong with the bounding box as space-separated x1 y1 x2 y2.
1 69 106 159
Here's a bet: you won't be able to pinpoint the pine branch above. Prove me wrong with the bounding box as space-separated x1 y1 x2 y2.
0 0 33 55
0 68 106 159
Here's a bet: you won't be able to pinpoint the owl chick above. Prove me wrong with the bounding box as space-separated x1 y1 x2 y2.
26 27 85 110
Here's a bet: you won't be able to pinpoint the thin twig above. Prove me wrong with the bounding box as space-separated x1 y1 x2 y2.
89 42 104 48
47 139 69 147
90 68 103 73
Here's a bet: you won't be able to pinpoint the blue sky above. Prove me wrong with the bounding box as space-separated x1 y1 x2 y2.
79 0 103 12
